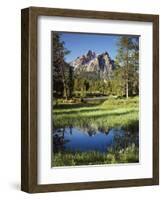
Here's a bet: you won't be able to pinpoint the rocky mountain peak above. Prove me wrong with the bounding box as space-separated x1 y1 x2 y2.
70 50 114 80
86 50 96 60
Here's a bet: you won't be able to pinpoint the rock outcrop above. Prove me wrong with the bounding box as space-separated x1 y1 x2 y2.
70 50 114 80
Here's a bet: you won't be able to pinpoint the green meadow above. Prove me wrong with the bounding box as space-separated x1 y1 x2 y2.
52 144 139 167
52 96 139 166
53 96 139 131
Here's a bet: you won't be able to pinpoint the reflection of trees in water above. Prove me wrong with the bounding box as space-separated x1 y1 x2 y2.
53 126 75 153
112 127 139 151
53 128 67 153
53 123 139 153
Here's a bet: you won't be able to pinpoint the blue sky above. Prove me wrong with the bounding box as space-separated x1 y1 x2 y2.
59 32 120 62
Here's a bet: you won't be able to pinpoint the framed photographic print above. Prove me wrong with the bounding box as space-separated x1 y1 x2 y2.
21 7 159 193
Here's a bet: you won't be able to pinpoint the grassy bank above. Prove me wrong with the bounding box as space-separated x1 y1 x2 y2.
53 96 139 130
52 144 139 167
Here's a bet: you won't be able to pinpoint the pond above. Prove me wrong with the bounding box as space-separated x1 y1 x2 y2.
53 126 139 153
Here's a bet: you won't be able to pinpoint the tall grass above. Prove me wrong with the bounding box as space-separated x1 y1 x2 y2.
53 96 139 130
52 143 139 167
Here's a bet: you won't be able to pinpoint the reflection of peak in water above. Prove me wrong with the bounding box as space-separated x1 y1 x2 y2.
53 126 139 153
71 126 111 137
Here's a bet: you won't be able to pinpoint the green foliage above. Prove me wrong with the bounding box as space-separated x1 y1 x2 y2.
117 143 139 163
115 36 139 98
52 144 139 166
53 96 139 130
52 32 74 99
52 32 65 97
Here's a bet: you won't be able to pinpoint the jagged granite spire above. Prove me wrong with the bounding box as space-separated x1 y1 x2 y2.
70 50 114 80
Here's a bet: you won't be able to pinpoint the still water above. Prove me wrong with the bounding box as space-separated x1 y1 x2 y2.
53 127 139 153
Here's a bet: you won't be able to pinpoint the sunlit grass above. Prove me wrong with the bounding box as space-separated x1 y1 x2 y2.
53 96 139 130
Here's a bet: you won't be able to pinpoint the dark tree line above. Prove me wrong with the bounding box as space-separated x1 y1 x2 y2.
52 32 74 99
52 33 139 100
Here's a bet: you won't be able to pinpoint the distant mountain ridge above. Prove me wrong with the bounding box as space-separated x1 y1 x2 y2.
70 50 114 80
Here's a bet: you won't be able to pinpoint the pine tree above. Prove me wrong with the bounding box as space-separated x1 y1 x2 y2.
52 32 71 99
115 36 139 98
52 32 64 98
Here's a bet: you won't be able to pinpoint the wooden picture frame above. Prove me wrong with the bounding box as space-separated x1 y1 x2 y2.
21 7 159 193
